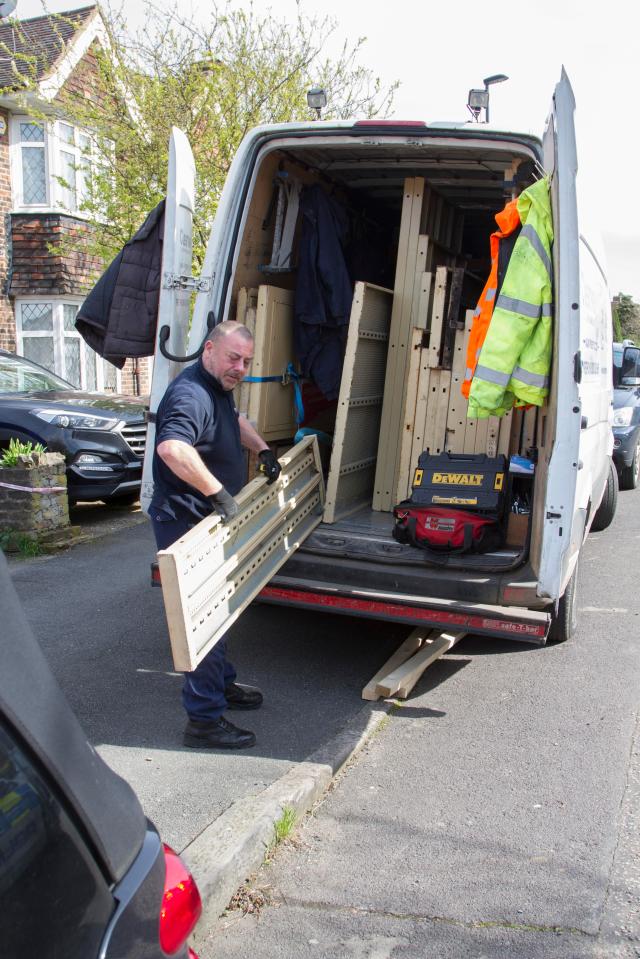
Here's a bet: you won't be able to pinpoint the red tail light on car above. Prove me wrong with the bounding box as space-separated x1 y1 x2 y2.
159 844 202 956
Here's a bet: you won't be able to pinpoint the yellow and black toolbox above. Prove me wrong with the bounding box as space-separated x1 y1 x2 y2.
411 452 507 514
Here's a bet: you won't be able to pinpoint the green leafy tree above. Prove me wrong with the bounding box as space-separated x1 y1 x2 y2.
3 2 398 268
612 293 640 342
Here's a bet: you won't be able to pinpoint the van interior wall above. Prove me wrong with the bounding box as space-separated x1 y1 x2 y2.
230 145 548 567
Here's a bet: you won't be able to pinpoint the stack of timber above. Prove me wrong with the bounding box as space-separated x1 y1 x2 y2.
323 282 393 523
395 301 514 502
372 177 463 511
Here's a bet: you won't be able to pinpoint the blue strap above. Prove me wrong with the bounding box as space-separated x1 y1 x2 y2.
244 362 304 424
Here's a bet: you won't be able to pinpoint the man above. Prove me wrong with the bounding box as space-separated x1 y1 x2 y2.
150 321 281 749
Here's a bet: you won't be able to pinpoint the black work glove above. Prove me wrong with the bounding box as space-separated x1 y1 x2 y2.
208 488 239 522
258 448 282 485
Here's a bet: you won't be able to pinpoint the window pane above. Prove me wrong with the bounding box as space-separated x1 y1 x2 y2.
59 122 74 146
59 151 77 210
85 346 97 391
64 337 81 387
79 132 91 152
22 336 55 372
63 304 78 331
103 360 117 392
21 303 52 332
20 121 44 143
78 157 91 207
22 147 46 204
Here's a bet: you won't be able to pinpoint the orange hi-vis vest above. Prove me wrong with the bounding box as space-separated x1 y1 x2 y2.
461 197 522 399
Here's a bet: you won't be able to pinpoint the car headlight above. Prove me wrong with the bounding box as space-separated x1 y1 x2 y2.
613 407 634 428
34 409 120 430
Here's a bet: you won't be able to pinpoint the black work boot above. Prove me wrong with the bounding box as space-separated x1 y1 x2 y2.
183 716 256 749
225 682 263 710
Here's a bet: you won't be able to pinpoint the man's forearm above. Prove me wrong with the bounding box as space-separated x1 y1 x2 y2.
156 439 223 495
238 415 269 453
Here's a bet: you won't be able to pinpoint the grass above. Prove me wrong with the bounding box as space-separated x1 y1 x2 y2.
0 531 43 557
273 806 297 844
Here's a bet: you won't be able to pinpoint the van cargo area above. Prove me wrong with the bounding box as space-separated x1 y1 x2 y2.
225 130 554 613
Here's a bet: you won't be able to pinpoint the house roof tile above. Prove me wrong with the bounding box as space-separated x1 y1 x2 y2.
0 5 97 91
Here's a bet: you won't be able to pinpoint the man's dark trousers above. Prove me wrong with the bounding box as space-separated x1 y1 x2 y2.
152 514 236 721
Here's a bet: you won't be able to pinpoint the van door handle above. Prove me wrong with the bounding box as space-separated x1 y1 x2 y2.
581 416 588 429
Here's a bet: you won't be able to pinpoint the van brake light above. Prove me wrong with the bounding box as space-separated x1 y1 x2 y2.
159 843 202 955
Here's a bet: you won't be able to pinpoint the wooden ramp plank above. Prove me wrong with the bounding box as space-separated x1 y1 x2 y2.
367 629 466 700
361 630 428 701
395 327 424 503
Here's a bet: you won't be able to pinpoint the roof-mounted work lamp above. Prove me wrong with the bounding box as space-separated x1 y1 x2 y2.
307 87 327 120
467 74 508 123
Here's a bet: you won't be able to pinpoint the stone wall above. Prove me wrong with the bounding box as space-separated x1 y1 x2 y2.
0 452 69 534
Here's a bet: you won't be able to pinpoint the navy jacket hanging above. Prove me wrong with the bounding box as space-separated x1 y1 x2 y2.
75 201 165 369
294 185 353 400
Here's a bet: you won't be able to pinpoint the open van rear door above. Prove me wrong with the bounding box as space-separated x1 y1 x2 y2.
536 69 581 602
140 127 196 512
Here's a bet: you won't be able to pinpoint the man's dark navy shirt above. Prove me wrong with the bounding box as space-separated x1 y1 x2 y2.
150 358 244 523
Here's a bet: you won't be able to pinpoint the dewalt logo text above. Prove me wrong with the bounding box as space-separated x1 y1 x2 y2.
432 472 484 486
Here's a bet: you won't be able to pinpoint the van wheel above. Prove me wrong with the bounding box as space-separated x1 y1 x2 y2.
591 459 618 531
620 441 640 490
548 561 579 644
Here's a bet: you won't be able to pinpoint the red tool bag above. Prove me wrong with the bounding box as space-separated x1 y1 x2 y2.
392 503 504 561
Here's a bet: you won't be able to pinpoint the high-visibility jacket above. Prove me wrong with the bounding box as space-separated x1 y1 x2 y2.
461 197 521 399
468 177 554 419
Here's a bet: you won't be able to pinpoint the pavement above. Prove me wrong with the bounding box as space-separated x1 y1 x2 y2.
7 494 640 957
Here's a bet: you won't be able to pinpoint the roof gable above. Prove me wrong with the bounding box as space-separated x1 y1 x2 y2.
0 5 99 92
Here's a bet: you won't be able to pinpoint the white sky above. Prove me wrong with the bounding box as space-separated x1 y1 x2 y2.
14 0 640 300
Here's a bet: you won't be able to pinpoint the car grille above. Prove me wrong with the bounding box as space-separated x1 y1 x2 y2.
120 421 147 458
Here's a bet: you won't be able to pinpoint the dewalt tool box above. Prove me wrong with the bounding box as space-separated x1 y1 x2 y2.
410 452 507 513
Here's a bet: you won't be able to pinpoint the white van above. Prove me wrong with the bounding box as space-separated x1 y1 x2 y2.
144 69 616 658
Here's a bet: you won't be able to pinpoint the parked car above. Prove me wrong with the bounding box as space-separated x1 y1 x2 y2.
612 339 635 387
0 350 147 505
612 343 640 489
0 551 202 957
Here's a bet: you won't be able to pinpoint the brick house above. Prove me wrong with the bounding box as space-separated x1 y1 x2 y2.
0 5 151 395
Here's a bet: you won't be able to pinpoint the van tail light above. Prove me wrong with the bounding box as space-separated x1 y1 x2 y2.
159 843 202 956
151 561 162 587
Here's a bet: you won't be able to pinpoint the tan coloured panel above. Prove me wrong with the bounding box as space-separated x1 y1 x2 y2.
158 436 324 671
248 285 297 441
324 283 393 523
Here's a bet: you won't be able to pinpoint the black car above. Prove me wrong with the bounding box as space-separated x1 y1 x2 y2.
612 343 640 489
1 552 202 957
0 350 147 505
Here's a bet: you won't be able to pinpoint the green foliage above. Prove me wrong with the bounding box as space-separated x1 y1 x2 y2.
1 3 397 269
273 806 297 844
612 293 640 342
0 438 46 467
0 530 43 557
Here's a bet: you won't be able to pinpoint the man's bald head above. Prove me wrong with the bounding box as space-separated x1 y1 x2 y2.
202 321 254 390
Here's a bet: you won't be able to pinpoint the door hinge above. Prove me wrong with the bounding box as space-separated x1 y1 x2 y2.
163 273 213 293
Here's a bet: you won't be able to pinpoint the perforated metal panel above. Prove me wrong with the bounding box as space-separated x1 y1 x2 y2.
323 283 392 523
158 436 324 670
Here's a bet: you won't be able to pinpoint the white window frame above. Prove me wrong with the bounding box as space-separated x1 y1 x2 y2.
9 115 96 217
15 297 121 392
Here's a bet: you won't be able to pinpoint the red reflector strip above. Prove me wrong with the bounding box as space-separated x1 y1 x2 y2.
150 562 161 587
259 586 547 639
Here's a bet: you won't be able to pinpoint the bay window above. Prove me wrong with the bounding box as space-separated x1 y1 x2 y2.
11 116 95 215
16 299 120 391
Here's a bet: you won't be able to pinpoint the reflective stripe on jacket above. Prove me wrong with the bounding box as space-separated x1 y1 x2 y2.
461 196 521 399
468 177 554 419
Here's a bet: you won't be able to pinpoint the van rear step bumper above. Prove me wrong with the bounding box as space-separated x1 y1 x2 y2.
259 582 550 644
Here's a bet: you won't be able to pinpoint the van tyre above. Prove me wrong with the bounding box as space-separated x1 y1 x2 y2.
620 441 640 490
548 561 579 644
591 458 618 531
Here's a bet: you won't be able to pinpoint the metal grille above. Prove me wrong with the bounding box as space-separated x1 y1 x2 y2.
120 422 147 457
22 147 46 204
